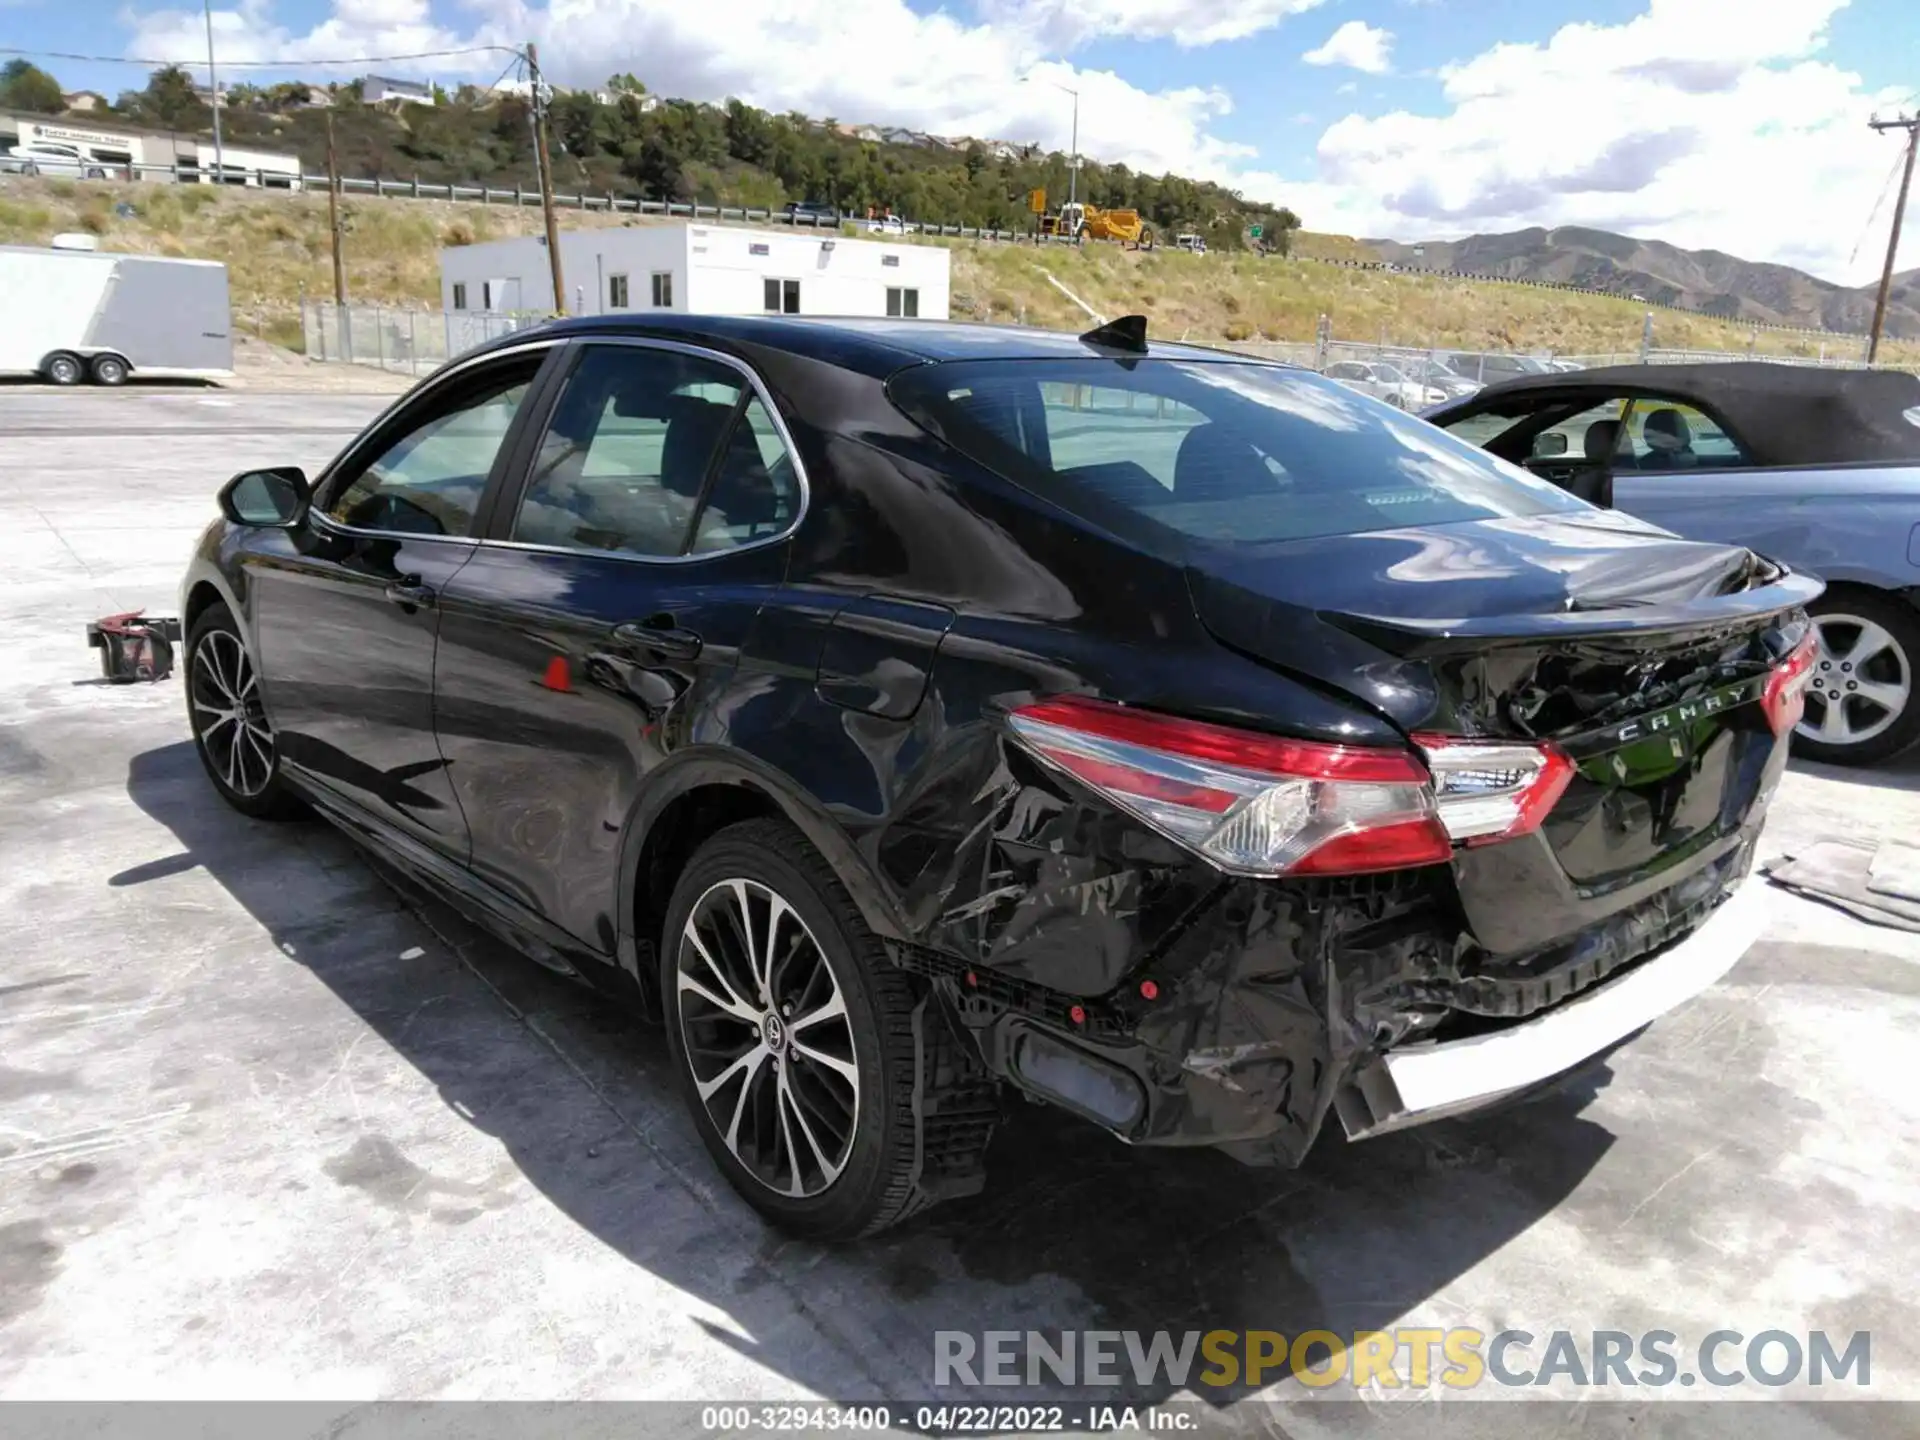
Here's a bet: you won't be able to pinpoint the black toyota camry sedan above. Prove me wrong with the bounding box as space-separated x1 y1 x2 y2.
181 313 1819 1239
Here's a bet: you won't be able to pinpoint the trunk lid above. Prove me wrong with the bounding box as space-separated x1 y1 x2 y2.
1186 511 1819 957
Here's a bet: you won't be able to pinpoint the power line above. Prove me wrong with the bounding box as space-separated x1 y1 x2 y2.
0 44 521 70
1849 143 1911 268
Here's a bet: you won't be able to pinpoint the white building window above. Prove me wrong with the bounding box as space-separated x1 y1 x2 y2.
482 281 494 311
451 283 467 311
763 278 800 314
651 271 673 307
886 287 919 318
608 273 629 309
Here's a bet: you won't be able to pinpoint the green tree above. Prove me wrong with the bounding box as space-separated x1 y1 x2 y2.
1 59 65 114
132 65 210 131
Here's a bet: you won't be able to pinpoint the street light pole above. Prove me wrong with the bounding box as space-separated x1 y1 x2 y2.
1067 85 1079 216
1021 76 1082 226
202 0 224 185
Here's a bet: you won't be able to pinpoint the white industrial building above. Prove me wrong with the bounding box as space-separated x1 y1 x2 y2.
0 111 302 187
439 222 951 322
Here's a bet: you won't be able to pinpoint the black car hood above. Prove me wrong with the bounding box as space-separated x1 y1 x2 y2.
1185 510 1821 732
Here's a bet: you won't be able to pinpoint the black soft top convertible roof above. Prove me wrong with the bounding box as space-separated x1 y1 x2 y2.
1466 361 1920 467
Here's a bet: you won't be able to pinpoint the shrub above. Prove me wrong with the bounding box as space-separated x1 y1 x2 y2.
1224 319 1255 341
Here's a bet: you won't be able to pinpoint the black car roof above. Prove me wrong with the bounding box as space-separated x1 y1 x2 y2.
473 312 1275 379
1433 360 1920 467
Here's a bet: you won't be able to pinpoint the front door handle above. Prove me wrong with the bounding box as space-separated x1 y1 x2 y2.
612 619 703 660
384 576 435 608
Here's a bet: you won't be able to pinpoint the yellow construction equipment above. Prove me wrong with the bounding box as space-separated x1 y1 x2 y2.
1037 201 1155 249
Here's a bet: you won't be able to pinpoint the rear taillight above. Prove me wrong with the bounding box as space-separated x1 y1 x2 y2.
1413 736 1576 846
1761 632 1817 737
1006 697 1451 878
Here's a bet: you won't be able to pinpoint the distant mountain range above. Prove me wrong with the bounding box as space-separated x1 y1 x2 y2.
1363 226 1920 340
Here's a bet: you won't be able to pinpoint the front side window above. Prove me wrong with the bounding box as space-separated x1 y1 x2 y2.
763 278 800 314
512 346 800 558
890 358 1583 551
326 360 540 535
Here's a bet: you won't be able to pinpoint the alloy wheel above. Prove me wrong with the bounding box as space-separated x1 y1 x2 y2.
1798 611 1911 749
191 629 276 797
676 877 860 1199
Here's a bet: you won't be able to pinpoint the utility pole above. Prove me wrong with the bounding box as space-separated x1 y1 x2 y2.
326 111 346 308
526 43 567 315
1867 113 1918 365
202 0 224 185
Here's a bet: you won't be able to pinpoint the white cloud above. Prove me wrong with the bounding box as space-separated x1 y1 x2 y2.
1302 0 1911 283
1302 20 1394 74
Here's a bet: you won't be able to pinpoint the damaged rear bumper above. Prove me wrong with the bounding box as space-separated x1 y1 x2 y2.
1335 876 1766 1139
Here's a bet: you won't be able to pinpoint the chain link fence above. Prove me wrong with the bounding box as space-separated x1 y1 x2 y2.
297 300 1911 385
300 299 546 375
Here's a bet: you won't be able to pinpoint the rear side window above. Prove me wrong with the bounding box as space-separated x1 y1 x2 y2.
889 358 1582 548
512 345 800 558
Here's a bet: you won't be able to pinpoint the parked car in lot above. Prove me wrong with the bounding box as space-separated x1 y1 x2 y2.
1323 359 1448 409
1428 362 1920 764
182 315 1815 1238
2 142 110 179
1442 352 1555 385
1397 356 1482 400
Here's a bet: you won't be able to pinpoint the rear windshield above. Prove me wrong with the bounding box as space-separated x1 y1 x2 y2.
889 357 1583 548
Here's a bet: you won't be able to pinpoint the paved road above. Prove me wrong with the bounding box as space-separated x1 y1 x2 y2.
2 390 1916 1429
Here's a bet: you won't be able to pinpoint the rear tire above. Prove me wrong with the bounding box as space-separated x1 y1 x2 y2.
43 352 83 386
1794 590 1920 766
19 162 37 177
186 602 305 820
90 354 129 386
660 818 936 1240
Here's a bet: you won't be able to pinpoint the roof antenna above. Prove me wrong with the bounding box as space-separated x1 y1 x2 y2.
1079 314 1148 354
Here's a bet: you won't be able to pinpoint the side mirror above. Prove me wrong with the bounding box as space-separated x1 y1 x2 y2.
219 467 310 528
1532 431 1569 459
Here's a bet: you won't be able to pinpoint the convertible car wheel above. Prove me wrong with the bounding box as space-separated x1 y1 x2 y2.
1794 591 1920 766
186 603 305 819
662 819 929 1240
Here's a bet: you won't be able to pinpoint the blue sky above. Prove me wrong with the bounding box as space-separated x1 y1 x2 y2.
10 0 1918 281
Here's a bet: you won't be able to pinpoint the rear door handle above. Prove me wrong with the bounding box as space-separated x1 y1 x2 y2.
384 577 435 608
612 619 703 660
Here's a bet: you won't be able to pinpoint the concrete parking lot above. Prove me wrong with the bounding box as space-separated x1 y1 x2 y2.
3 387 1918 1429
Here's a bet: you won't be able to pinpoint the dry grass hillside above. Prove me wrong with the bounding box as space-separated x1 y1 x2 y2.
5 176 1913 366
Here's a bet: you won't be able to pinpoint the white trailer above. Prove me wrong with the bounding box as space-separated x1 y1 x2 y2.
0 241 234 385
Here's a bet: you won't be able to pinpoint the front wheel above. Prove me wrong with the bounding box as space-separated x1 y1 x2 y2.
44 352 84 386
661 819 935 1240
186 602 305 819
1793 591 1920 766
19 162 37 177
